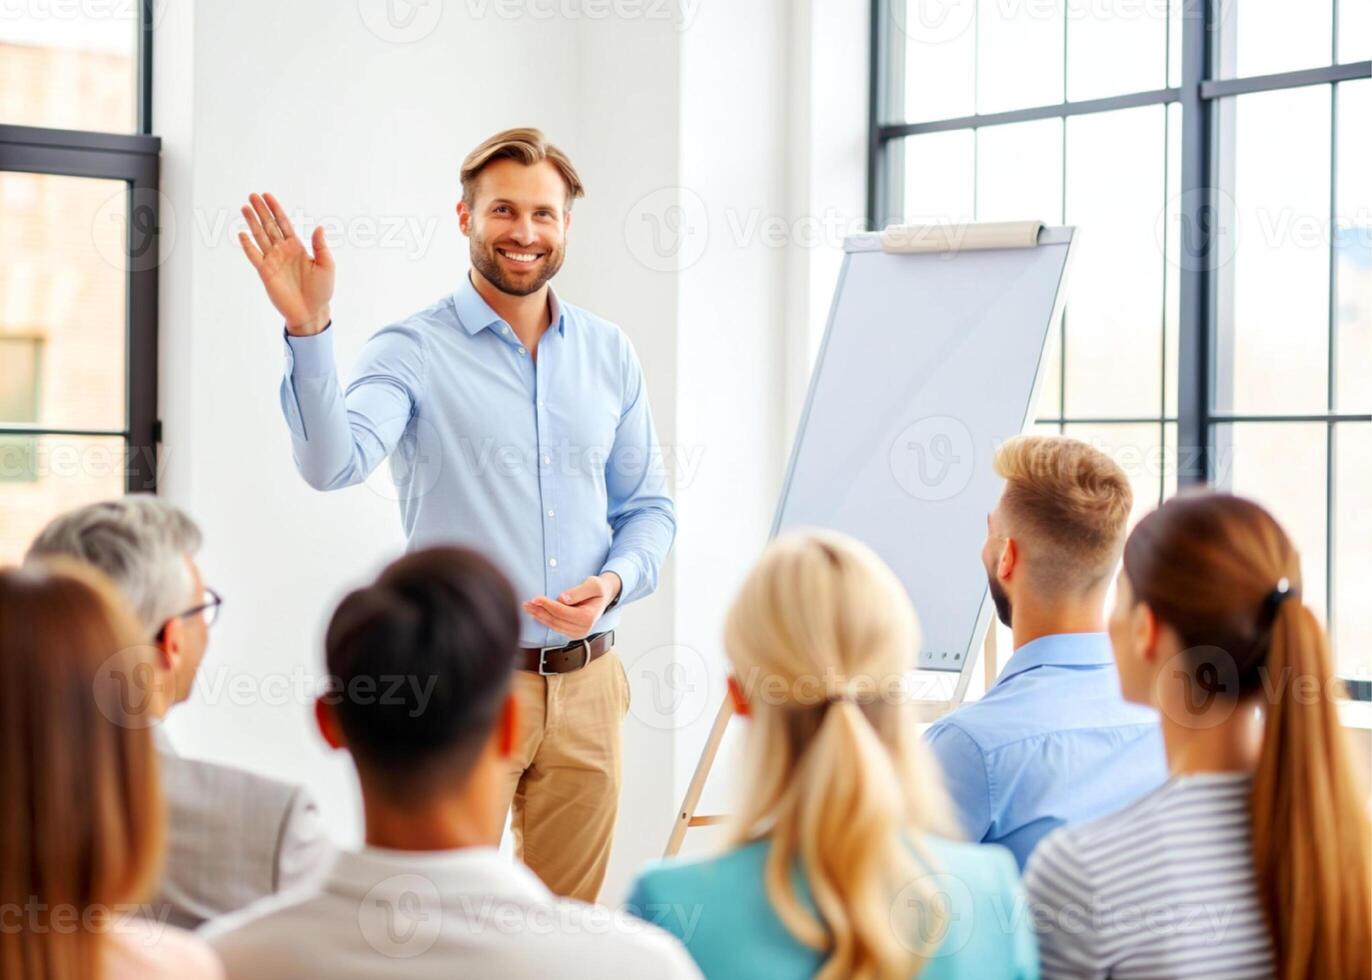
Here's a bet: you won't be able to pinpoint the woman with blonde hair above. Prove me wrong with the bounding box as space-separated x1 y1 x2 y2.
628 530 1037 979
0 559 222 980
1025 492 1371 978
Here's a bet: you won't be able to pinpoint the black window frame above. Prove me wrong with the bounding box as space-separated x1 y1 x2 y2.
0 0 162 494
869 0 1372 694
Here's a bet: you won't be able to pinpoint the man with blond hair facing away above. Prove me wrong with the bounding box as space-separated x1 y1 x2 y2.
926 435 1167 869
237 128 674 901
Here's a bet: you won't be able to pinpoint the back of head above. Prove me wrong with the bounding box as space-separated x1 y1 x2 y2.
26 495 203 637
724 530 955 980
324 546 520 801
0 560 164 980
1122 491 1370 980
994 434 1133 597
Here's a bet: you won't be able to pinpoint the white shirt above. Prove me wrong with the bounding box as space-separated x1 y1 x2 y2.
201 846 702 980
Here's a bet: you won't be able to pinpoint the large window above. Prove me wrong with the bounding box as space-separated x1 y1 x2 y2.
871 0 1371 685
0 1 160 564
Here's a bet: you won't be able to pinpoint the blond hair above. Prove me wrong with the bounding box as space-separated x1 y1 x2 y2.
724 530 958 980
994 434 1132 593
460 127 585 208
0 559 165 980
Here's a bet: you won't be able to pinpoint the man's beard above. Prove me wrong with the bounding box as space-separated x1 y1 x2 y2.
987 572 1013 628
470 230 564 297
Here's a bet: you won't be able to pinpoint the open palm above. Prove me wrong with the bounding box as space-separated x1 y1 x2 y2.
239 192 335 335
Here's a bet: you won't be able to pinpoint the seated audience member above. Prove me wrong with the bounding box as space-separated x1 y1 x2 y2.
628 531 1038 980
0 560 223 979
26 496 333 928
1025 493 1371 980
202 546 701 979
925 435 1167 868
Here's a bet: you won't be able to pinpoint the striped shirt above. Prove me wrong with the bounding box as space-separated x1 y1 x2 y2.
1022 772 1274 979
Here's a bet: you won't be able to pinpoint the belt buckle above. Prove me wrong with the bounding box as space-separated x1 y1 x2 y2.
538 638 593 676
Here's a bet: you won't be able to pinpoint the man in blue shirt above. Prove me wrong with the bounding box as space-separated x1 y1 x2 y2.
925 435 1167 869
237 127 675 901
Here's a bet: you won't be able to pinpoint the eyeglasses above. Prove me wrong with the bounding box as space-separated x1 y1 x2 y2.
155 588 224 641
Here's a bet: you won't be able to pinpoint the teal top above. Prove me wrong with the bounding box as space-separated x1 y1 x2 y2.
627 834 1038 980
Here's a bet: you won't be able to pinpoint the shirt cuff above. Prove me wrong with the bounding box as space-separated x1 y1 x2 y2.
283 323 336 379
600 555 642 608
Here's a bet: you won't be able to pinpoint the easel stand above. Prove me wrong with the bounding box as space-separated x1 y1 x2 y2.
664 625 999 857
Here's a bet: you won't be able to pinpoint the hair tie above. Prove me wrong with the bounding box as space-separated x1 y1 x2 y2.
825 679 864 706
1260 577 1298 624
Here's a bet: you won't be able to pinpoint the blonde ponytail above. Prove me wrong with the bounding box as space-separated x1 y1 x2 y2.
725 531 958 979
1251 599 1371 980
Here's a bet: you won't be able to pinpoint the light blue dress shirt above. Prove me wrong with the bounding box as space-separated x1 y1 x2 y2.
628 834 1039 980
278 278 676 647
925 632 1167 870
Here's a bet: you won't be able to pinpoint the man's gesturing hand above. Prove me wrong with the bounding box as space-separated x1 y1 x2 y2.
523 573 622 641
238 192 335 336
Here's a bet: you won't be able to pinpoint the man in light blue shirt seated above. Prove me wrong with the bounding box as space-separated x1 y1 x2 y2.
925 435 1167 869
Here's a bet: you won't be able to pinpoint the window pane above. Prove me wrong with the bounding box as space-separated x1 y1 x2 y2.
1066 0 1167 102
1064 105 1166 418
1063 422 1168 529
1217 0 1334 78
1339 0 1371 64
1212 422 1329 620
1167 0 1183 88
0 435 128 566
976 118 1063 223
0 9 137 133
896 0 976 121
976 0 1065 114
1336 80 1371 413
1215 87 1331 415
1164 102 1181 417
0 173 128 430
899 130 975 223
1333 424 1371 678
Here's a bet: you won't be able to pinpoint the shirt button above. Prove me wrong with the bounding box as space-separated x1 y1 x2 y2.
537 400 545 408
518 347 527 356
547 509 555 517
548 558 558 568
542 455 551 465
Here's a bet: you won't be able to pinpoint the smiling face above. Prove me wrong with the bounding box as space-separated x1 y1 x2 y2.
459 157 570 297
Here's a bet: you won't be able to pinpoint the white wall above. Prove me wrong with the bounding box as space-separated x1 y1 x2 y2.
155 0 867 905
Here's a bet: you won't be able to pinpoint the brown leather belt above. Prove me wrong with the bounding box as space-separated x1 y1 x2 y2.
518 630 615 675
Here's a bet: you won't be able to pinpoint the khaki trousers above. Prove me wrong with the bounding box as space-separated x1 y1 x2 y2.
500 648 629 902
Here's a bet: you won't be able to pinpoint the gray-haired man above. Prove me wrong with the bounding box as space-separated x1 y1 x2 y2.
27 495 334 928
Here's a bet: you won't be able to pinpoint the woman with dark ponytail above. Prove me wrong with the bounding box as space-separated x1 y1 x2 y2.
1024 492 1371 979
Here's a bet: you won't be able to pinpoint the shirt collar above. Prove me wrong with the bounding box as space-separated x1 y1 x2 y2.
452 274 564 337
995 631 1116 686
325 845 551 903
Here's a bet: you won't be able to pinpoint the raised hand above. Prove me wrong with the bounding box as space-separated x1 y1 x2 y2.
238 192 335 336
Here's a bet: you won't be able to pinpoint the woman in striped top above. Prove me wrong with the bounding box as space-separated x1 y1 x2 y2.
1023 492 1370 979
